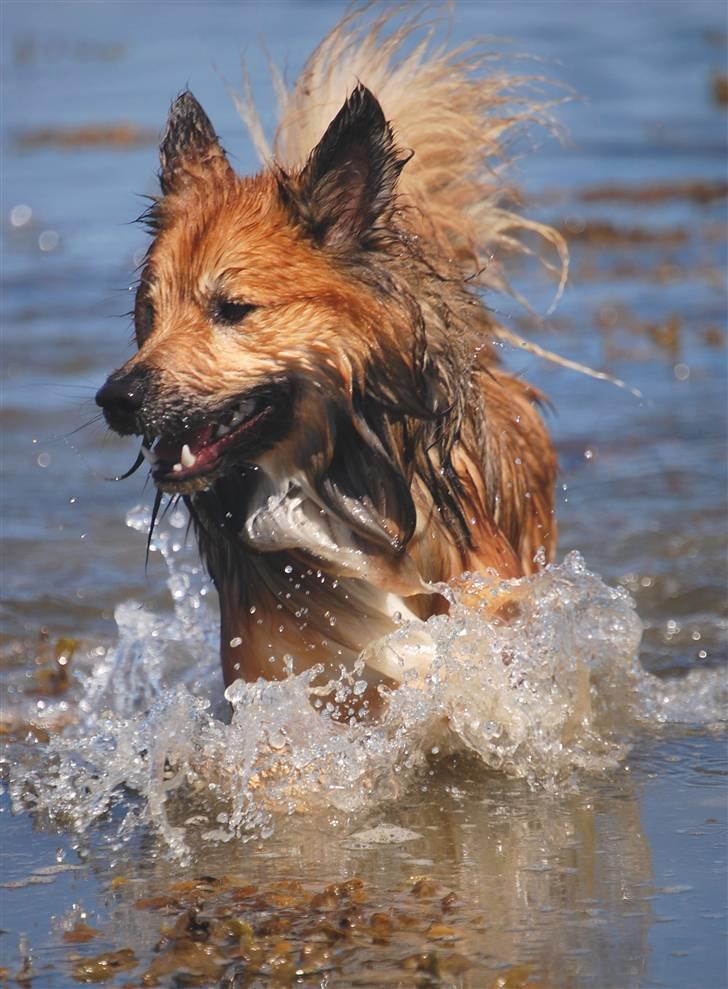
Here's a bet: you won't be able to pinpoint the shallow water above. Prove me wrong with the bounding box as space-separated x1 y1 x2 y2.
1 2 727 987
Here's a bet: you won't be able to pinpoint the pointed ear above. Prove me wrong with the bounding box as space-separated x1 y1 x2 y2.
159 90 233 194
293 84 410 247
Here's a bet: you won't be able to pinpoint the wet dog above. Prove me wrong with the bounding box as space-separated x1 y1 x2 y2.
96 9 563 701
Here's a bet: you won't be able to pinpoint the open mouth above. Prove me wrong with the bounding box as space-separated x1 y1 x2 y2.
143 384 291 493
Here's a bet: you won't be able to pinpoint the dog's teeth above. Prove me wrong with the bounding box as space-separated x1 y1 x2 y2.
229 411 243 426
180 444 196 468
140 445 157 465
216 423 231 437
172 462 183 473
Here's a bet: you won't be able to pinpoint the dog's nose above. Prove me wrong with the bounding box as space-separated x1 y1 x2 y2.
95 368 149 434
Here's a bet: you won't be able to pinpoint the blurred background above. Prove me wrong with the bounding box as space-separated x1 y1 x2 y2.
1 3 726 987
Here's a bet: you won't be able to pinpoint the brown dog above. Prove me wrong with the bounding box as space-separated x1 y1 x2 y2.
96 10 561 698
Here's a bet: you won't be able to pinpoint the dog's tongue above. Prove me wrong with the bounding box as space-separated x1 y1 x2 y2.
154 423 215 463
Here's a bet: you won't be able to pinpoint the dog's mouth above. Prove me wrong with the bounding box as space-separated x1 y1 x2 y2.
145 383 293 493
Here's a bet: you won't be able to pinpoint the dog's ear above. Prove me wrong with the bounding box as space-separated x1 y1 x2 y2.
159 90 233 194
292 84 409 247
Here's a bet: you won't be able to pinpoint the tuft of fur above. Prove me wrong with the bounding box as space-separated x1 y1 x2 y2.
236 5 568 304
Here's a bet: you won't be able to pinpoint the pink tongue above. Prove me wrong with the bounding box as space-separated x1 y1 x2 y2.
154 424 215 462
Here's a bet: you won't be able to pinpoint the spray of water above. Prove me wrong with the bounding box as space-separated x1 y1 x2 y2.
7 506 725 859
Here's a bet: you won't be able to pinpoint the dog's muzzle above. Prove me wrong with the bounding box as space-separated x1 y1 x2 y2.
96 367 151 436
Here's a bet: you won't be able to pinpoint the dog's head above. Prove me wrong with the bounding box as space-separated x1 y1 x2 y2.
97 86 468 570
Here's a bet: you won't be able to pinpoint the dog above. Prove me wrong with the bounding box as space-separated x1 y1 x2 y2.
95 8 562 705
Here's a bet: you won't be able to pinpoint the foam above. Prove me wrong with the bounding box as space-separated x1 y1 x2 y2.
8 505 725 859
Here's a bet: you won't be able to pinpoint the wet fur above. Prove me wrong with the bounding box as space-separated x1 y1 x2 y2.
97 8 561 696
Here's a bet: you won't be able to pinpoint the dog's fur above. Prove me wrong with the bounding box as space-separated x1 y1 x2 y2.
96 9 563 696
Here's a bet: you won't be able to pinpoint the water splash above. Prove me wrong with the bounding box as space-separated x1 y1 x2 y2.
7 505 725 858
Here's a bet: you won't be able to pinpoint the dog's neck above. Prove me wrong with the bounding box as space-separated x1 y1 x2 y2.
190 458 438 687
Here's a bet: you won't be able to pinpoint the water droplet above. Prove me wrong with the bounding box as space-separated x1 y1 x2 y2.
38 229 60 252
10 203 32 227
229 636 242 648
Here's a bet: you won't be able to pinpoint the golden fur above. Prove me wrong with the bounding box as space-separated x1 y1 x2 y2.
96 7 563 701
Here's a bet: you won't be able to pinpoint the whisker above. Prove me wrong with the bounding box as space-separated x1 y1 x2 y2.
50 414 106 441
21 382 100 392
160 495 178 521
145 488 164 569
107 446 145 481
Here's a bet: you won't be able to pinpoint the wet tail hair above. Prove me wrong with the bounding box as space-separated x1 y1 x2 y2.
235 4 568 310
235 5 644 395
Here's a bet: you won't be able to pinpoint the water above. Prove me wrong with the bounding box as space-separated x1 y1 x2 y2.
1 2 727 987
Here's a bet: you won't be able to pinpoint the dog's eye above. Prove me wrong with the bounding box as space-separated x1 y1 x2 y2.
214 299 257 326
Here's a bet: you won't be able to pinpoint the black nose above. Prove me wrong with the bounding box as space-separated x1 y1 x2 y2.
95 368 149 435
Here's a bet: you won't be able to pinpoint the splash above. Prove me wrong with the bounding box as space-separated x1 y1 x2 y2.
7 506 725 858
